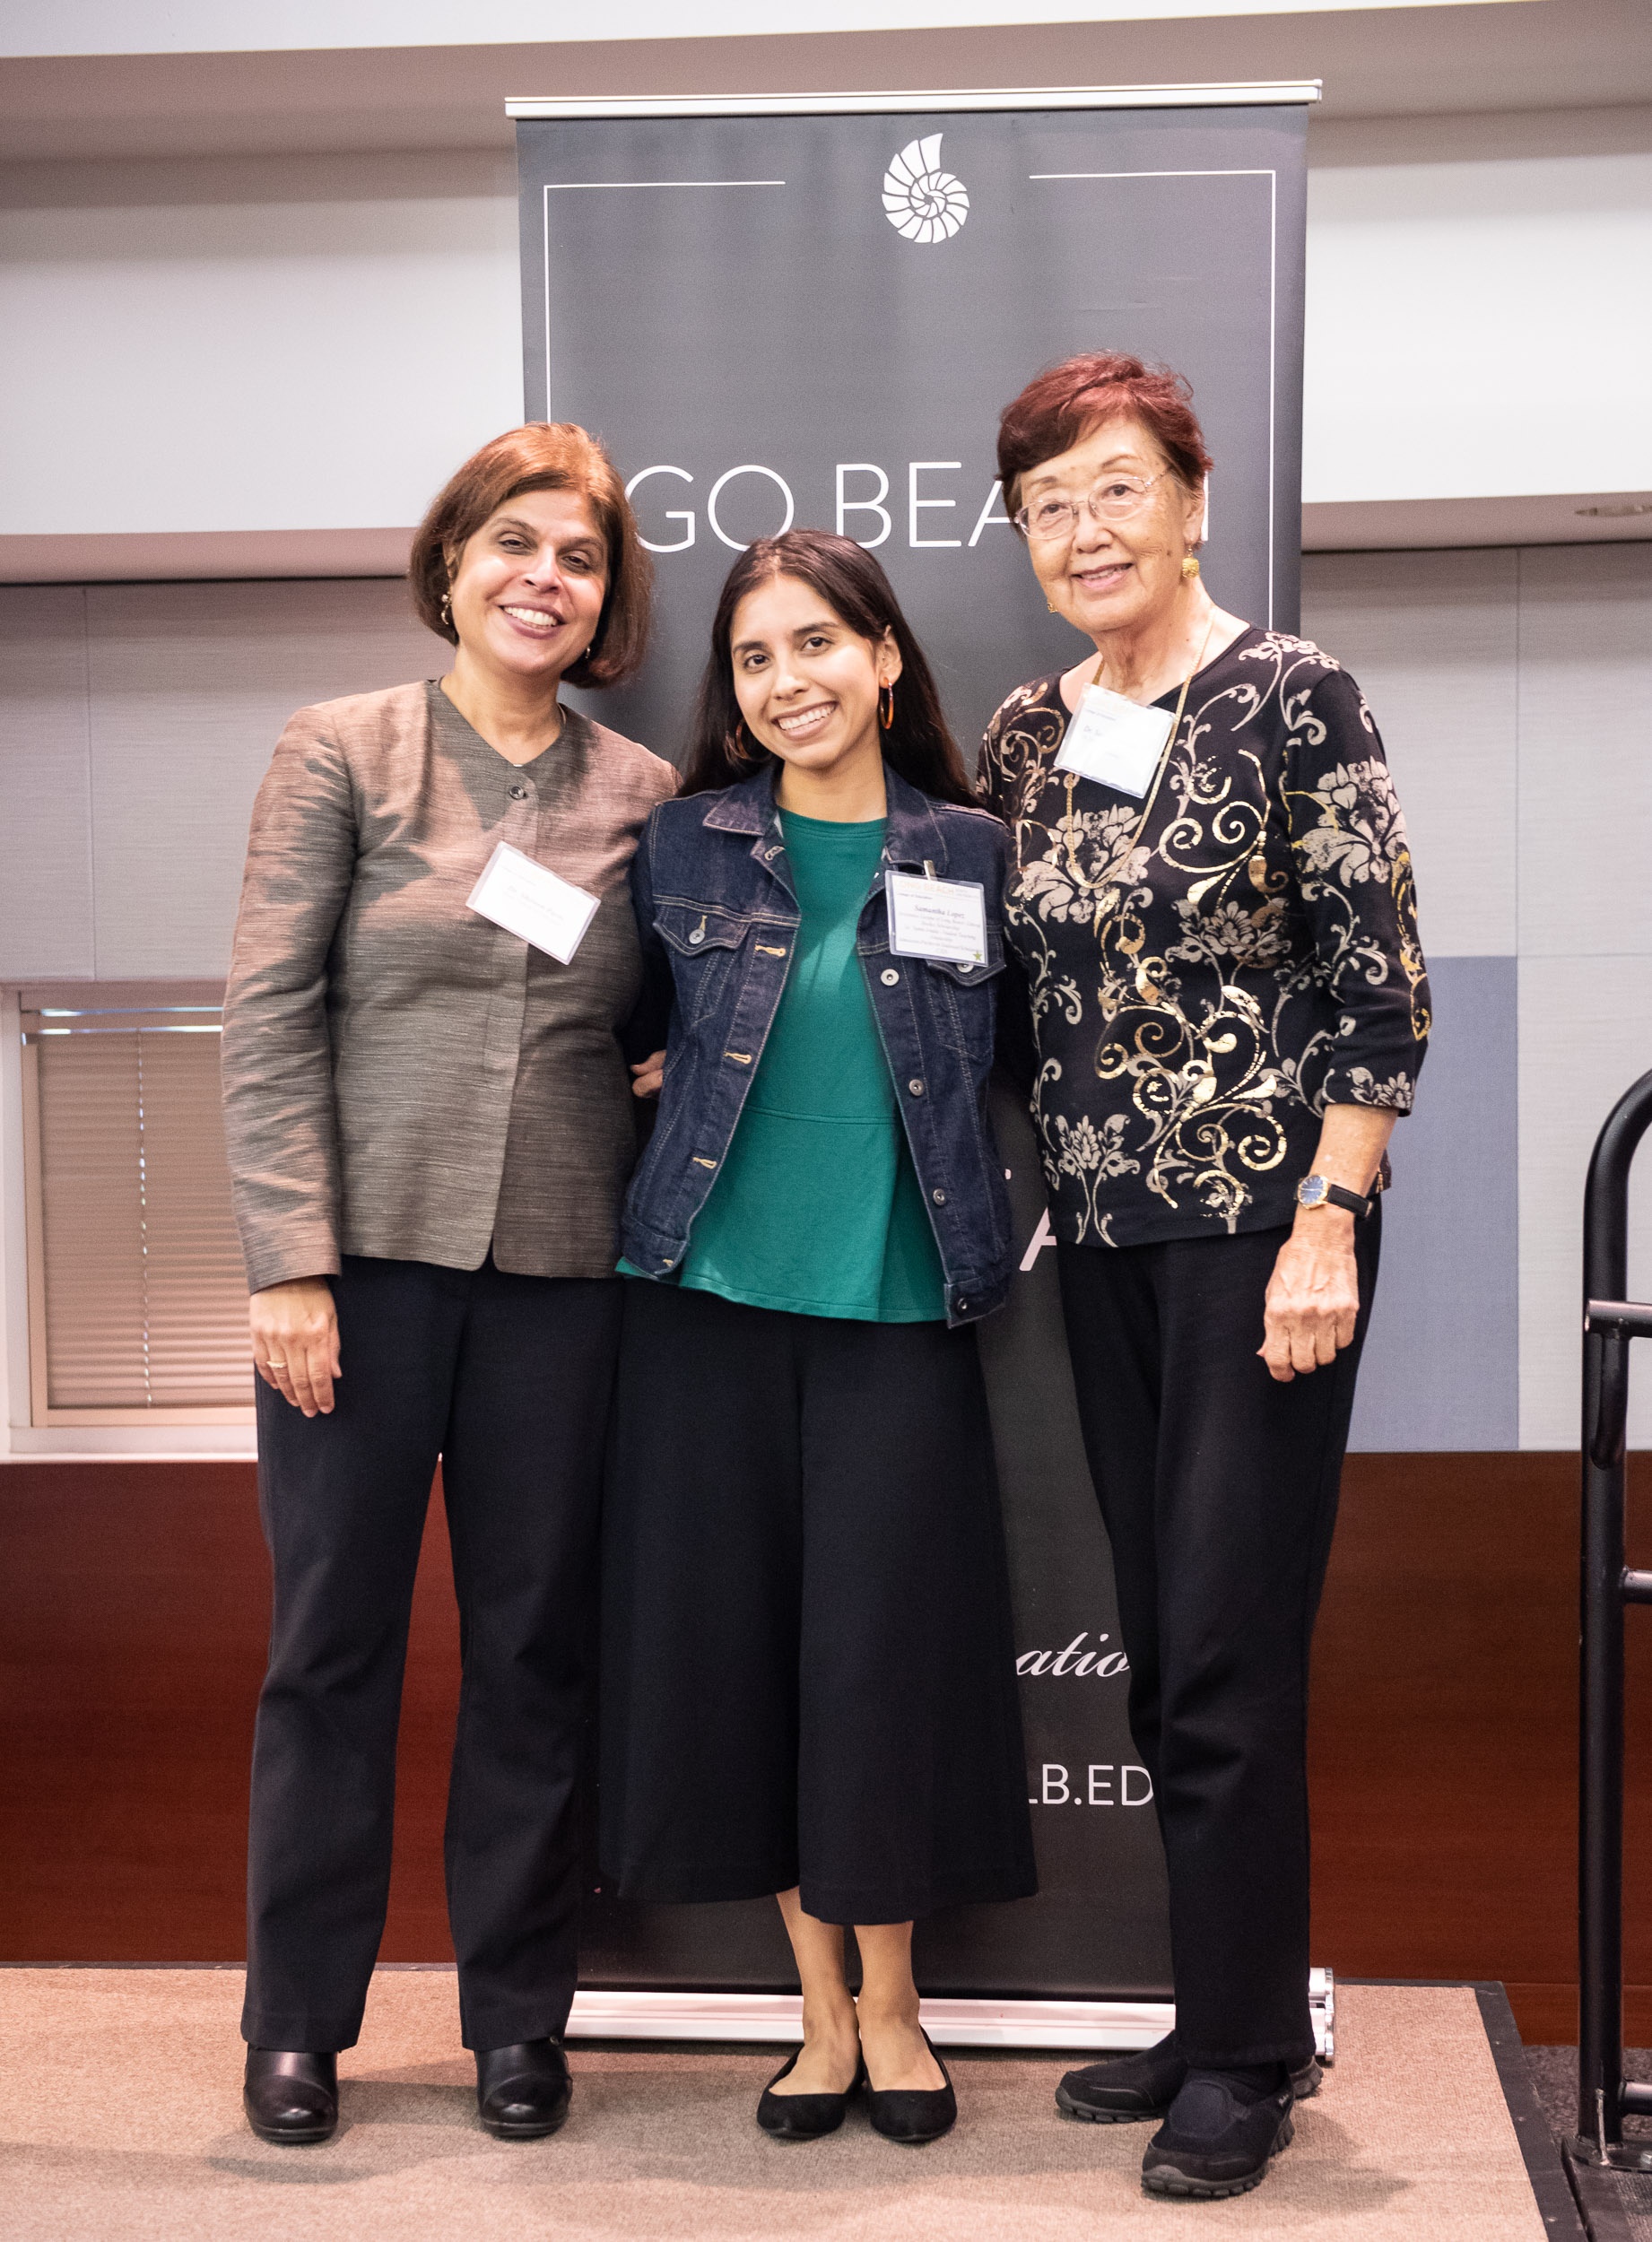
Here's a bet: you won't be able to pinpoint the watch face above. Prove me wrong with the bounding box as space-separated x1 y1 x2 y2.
1299 1175 1328 1207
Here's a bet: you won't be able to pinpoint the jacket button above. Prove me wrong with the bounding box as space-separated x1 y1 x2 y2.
509 783 529 801
908 1078 925 1097
932 1188 946 1205
958 960 976 973
689 929 706 945
881 969 900 986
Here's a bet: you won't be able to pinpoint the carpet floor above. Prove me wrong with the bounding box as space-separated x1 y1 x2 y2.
1 1972 1549 2240
1527 2045 1652 2238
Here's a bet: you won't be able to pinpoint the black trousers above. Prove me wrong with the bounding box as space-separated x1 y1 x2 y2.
242 1253 621 2055
1057 1212 1380 2070
600 1281 1037 1925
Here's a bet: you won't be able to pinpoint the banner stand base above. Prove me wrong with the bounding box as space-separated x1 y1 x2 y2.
567 1968 1334 2062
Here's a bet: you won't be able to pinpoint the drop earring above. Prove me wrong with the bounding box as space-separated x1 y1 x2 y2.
1180 555 1201 582
439 587 454 628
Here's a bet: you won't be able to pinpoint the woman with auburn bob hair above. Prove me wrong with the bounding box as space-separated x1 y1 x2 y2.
603 532 1035 2148
980 355 1429 2201
221 424 675 2148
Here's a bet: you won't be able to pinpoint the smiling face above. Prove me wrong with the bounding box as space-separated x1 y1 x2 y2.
445 486 609 687
728 571 900 785
1020 415 1205 642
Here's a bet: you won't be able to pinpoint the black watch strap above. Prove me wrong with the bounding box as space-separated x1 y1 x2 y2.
1296 1174 1374 1219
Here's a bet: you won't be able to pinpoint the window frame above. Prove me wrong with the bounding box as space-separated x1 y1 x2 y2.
16 981 255 1430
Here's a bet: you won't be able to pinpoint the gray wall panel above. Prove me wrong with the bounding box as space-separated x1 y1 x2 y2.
1517 543 1652 959
1301 547 1517 958
0 585 93 978
86 578 447 978
1349 954 1518 1452
1519 953 1652 1449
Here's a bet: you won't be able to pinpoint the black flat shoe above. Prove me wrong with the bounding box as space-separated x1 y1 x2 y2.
476 2039 571 2139
756 2046 864 2139
865 2029 956 2146
1141 2073 1294 2199
1057 2033 1321 2125
244 2047 338 2145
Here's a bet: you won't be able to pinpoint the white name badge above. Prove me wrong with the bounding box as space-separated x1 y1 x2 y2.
1053 682 1177 799
466 841 600 965
886 869 988 967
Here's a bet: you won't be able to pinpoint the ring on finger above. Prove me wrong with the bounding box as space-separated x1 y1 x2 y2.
265 1359 287 1370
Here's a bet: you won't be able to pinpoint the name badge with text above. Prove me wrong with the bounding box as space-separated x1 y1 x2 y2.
886 870 987 967
1053 683 1177 799
466 841 600 964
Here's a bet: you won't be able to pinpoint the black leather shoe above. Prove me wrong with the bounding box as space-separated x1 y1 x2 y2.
476 2039 571 2139
1141 2073 1295 2199
244 2047 338 2145
865 2029 956 2146
1057 2033 1321 2124
756 2046 864 2139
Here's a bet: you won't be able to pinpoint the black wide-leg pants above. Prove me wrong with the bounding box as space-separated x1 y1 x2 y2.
1056 1212 1380 2071
242 1253 621 2055
600 1280 1037 1926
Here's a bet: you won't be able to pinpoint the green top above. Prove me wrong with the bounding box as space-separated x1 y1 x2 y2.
632 808 947 1323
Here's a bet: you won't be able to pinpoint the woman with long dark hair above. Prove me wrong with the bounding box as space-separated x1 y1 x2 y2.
602 531 1035 2146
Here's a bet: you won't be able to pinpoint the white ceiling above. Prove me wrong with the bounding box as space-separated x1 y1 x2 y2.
0 0 1537 56
0 1 1646 158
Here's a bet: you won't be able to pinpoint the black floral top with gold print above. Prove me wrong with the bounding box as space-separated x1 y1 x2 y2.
978 627 1430 1248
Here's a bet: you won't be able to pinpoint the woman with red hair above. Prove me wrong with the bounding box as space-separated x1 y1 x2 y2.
980 353 1430 2201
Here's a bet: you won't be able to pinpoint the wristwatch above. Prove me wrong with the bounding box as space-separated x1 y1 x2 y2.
1295 1174 1374 1219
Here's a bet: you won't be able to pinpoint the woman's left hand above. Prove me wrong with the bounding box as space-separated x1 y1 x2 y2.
630 1048 666 1099
1259 1214 1361 1383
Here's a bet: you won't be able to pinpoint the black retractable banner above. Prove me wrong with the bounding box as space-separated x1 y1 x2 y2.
517 97 1309 2002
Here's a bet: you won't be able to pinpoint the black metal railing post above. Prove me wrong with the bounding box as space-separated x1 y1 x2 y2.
1576 1067 1652 2166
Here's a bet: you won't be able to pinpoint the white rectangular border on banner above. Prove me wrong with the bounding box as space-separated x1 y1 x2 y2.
565 1971 1335 2062
508 83 1321 121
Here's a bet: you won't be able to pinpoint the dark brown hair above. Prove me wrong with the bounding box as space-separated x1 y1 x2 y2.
407 422 651 689
680 531 975 807
996 352 1214 523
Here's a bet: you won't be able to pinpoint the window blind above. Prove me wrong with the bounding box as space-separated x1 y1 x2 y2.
26 1007 251 1413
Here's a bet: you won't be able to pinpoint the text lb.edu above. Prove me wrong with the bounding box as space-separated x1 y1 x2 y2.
623 462 1013 554
1034 1764 1155 1808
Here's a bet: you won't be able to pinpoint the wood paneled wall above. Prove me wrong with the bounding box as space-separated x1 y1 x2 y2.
2 1453 1644 2044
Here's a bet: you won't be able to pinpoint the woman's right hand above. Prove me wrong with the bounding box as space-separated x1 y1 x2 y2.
630 1048 666 1099
250 1277 340 1416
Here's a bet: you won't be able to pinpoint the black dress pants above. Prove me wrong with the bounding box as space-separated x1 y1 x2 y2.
600 1280 1037 1925
242 1253 621 2055
1056 1211 1380 2070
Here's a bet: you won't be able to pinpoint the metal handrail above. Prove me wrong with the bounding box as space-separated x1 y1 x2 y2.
1577 1066 1652 2168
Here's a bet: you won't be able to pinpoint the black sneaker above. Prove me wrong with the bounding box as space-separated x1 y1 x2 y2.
1056 2035 1321 2125
1056 2032 1185 2124
1140 2072 1294 2199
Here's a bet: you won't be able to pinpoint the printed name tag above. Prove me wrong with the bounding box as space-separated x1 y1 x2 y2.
1053 682 1177 799
466 841 600 965
886 870 988 966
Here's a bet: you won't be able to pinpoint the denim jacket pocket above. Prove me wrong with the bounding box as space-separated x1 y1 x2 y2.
655 902 750 1025
921 943 1005 1066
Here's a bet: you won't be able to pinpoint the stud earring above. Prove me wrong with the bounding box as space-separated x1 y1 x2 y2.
1181 555 1201 582
1046 598 1057 613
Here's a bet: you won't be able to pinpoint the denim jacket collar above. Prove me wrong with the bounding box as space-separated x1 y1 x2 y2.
699 761 954 878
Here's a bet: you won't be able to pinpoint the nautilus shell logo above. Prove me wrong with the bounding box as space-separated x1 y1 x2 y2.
881 133 969 245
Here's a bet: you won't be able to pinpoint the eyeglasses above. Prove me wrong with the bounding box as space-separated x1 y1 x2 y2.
1013 470 1170 542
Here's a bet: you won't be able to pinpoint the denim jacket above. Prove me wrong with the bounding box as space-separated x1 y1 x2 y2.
620 763 1015 1327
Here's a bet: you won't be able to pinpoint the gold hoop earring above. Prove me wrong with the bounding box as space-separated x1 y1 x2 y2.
1180 555 1201 582
879 682 896 733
